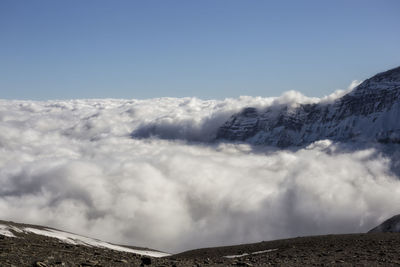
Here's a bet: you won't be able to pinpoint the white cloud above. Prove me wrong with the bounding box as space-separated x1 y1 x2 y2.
0 89 399 253
319 80 363 103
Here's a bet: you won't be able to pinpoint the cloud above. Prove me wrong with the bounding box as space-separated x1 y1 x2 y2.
129 81 364 142
317 80 362 103
0 92 399 253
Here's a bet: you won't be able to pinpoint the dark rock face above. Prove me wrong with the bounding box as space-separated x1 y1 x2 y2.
369 214 400 233
217 66 400 147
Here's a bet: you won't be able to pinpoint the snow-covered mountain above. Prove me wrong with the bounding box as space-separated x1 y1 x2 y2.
217 66 400 147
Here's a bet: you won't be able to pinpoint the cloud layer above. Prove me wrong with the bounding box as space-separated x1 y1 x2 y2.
1 93 399 253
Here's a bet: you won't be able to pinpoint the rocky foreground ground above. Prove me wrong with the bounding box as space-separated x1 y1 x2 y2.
1 231 400 266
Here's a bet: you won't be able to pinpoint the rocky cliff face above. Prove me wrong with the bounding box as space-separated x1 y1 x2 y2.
217 66 400 147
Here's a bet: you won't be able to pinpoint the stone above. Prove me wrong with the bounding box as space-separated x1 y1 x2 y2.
141 256 152 265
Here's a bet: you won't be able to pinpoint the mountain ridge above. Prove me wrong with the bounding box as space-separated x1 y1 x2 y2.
217 66 400 147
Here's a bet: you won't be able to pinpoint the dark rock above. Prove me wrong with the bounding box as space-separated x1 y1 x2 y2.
141 256 152 265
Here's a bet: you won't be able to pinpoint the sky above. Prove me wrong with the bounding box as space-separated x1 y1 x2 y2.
1 0 400 100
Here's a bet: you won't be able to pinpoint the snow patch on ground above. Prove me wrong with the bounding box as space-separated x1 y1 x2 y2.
0 224 170 257
224 249 278 258
0 224 16 237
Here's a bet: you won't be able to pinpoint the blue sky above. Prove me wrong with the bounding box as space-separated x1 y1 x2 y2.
1 0 400 100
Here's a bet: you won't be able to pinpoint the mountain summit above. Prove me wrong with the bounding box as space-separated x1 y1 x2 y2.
217 66 400 147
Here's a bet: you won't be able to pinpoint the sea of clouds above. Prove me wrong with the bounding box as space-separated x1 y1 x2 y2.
1 86 400 253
